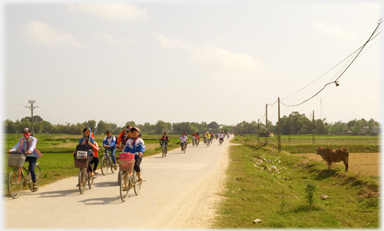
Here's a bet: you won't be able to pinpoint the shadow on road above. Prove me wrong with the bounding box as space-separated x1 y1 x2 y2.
93 181 118 187
38 189 80 198
78 196 121 205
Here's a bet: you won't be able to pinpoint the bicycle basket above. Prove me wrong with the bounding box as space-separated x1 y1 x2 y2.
8 154 26 168
119 153 136 172
119 159 135 172
74 157 88 168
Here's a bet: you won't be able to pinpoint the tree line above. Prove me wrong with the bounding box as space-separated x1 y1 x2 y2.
3 112 380 135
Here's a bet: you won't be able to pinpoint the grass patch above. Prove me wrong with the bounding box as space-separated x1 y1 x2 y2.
212 143 379 228
231 134 379 153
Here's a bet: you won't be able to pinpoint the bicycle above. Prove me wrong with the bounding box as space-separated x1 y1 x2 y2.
119 153 143 202
181 142 187 153
159 139 167 158
100 148 115 175
74 154 95 194
7 151 41 199
206 138 210 147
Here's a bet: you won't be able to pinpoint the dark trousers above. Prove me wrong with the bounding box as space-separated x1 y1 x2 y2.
88 157 99 172
26 156 37 183
134 156 142 173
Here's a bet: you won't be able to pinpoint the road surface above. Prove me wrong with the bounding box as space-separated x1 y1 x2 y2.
5 137 232 229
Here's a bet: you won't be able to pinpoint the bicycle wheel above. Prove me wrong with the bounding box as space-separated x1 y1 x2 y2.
78 168 87 194
183 144 186 153
8 168 22 199
110 157 115 173
134 171 142 195
101 156 108 176
162 147 166 158
119 171 130 202
88 172 94 189
28 165 41 192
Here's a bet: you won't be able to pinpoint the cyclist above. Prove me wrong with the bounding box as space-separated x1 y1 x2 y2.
195 132 200 144
204 131 211 143
219 132 224 143
103 130 118 170
118 126 132 150
180 132 188 151
123 127 145 182
210 132 214 144
160 132 169 155
78 127 97 177
8 128 43 192
191 132 196 146
88 133 100 175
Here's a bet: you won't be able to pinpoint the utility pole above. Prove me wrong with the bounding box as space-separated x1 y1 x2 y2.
278 97 281 153
25 100 38 134
320 99 322 121
257 119 260 144
265 104 268 144
312 110 315 144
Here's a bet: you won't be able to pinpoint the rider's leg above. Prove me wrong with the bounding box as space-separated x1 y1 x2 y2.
134 156 142 181
27 157 37 183
92 157 99 172
110 148 117 165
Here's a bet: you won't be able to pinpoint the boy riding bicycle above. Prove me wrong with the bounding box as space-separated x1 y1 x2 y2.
103 131 118 170
180 132 188 151
123 127 145 182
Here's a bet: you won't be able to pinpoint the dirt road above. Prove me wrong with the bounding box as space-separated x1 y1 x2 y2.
4 137 232 229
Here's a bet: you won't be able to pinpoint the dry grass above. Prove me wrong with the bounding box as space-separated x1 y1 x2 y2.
295 153 379 177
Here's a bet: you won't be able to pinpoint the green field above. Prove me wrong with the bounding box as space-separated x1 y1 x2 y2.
3 133 190 194
212 135 379 228
234 134 380 153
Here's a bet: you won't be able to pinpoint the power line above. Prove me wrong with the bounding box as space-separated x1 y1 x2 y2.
281 29 381 101
281 18 382 108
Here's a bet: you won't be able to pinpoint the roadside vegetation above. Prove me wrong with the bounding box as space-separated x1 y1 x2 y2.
212 135 379 228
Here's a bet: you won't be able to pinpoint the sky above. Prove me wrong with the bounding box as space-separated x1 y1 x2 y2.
1 0 383 127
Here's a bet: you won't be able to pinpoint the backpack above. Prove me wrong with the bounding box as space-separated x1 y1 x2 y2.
75 144 89 159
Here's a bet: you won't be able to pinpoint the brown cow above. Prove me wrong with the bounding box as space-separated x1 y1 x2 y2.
316 147 349 172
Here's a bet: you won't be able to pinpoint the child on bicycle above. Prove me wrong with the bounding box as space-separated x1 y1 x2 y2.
78 127 97 177
179 132 188 151
160 132 169 154
8 128 43 191
88 133 100 175
123 127 145 182
103 131 118 170
118 125 132 149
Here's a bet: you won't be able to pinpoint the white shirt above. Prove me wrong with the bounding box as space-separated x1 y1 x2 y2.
180 135 188 142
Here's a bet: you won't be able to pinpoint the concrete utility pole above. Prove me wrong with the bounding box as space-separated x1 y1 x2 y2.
257 119 260 144
25 100 38 134
278 97 281 153
312 110 315 144
265 104 268 144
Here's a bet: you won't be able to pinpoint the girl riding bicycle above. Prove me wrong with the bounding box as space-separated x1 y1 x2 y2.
78 127 97 177
8 128 43 192
123 127 145 182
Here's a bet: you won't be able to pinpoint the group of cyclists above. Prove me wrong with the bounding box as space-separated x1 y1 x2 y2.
159 130 230 154
8 126 229 195
8 125 145 193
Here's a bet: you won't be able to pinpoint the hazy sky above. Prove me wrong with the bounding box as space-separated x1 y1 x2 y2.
2 0 382 126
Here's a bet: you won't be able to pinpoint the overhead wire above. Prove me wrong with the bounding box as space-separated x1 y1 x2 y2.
281 29 381 101
281 18 382 108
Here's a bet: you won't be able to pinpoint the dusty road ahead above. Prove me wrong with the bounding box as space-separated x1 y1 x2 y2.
5 137 232 229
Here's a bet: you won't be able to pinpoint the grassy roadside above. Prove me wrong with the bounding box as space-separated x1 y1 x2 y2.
232 135 380 153
212 141 379 228
3 134 190 195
